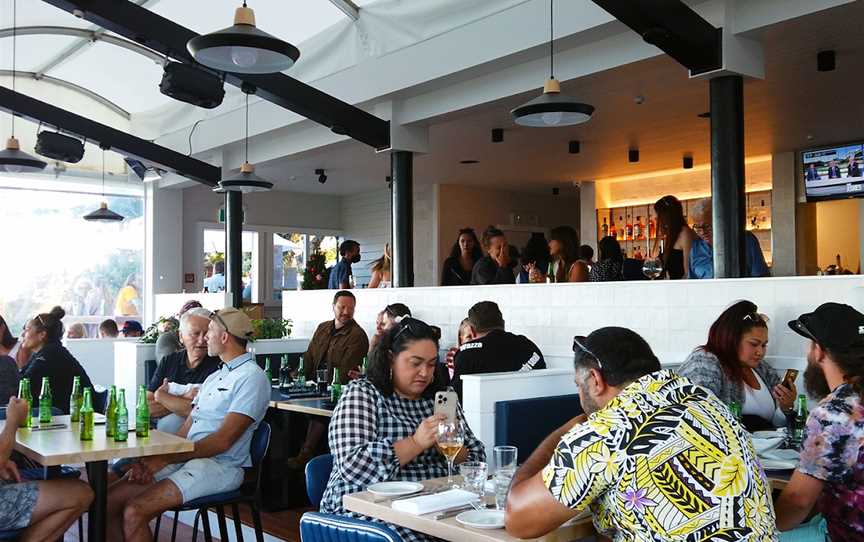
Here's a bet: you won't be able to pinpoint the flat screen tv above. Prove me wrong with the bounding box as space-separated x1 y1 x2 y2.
801 141 864 201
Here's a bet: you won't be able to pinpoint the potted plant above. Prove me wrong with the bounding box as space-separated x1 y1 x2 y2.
251 318 293 340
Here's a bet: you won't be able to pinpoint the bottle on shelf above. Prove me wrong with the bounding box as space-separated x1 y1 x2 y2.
106 385 117 438
648 217 656 239
17 378 32 428
135 385 149 438
634 216 644 241
39 377 53 424
79 388 94 441
70 376 82 423
600 217 609 238
115 389 128 442
546 261 555 284
617 216 625 241
625 215 633 241
609 220 617 240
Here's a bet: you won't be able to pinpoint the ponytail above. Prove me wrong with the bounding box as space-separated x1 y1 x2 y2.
31 306 66 343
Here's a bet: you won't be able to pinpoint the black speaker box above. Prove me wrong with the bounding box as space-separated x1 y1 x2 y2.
159 62 225 109
35 131 85 163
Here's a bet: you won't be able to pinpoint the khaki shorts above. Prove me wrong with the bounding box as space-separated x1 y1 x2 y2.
155 457 244 504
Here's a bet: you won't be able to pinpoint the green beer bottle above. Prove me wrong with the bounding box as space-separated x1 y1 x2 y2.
79 388 94 441
729 400 742 422
105 385 117 438
70 376 82 423
114 389 128 442
296 356 306 387
792 394 808 448
330 367 342 405
39 377 53 424
135 385 149 438
17 378 32 428
264 358 272 384
361 356 369 376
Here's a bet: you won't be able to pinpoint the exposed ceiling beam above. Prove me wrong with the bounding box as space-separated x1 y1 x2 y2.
328 0 360 21
0 70 129 118
41 0 391 150
590 0 721 74
0 85 219 186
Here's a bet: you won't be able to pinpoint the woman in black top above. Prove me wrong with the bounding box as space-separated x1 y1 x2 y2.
653 195 699 280
589 236 624 282
19 306 94 414
440 228 482 286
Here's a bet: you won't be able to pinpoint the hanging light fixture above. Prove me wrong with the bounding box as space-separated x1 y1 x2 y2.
0 0 47 173
511 0 594 127
187 2 300 74
214 91 273 193
84 146 125 222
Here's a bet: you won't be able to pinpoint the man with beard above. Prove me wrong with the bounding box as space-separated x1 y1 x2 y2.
776 303 864 540
506 327 776 541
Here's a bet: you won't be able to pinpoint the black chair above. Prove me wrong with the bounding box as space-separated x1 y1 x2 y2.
154 421 271 542
0 529 21 541
495 394 583 459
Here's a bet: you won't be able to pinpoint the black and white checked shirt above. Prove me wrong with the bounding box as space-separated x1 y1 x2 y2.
320 378 486 542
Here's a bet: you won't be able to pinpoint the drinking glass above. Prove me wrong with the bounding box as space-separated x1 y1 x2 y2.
437 421 465 488
316 369 328 395
459 461 487 497
642 257 664 280
493 446 518 509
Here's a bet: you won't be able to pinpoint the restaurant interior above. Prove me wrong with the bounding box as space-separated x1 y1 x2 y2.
1 0 864 541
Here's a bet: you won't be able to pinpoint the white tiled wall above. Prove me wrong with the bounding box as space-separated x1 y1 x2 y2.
283 276 864 371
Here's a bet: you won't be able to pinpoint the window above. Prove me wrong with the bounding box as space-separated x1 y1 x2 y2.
201 228 259 302
270 233 339 302
0 184 144 336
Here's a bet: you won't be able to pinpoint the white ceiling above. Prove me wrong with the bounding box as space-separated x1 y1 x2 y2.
250 0 864 197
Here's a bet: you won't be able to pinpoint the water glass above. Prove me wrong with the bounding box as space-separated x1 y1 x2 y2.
459 461 487 497
317 369 329 395
494 468 515 510
493 445 518 471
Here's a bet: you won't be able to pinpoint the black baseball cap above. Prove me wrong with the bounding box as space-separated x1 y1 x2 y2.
788 302 864 350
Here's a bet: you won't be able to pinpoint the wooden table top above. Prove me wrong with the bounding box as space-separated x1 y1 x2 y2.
344 474 793 542
270 397 334 418
1 415 194 466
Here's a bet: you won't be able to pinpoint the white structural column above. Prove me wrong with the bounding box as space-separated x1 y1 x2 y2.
579 182 597 250
144 180 184 326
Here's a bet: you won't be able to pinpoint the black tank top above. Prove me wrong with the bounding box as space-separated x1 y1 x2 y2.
665 249 685 279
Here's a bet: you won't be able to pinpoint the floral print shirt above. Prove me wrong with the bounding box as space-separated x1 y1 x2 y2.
543 370 777 542
797 383 864 542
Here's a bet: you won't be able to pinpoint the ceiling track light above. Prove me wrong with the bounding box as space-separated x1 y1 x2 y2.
628 149 640 163
316 168 327 184
188 2 300 74
84 144 125 222
568 140 580 154
0 0 46 174
511 0 594 127
213 91 273 193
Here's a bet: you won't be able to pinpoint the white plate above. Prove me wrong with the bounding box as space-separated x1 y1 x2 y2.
456 509 506 530
761 458 798 471
752 429 783 439
367 482 424 497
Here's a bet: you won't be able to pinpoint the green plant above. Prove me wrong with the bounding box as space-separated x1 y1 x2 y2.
140 316 178 344
251 318 292 340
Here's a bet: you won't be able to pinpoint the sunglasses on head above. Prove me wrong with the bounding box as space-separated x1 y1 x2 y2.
392 317 441 342
573 335 604 372
209 310 230 332
743 312 767 324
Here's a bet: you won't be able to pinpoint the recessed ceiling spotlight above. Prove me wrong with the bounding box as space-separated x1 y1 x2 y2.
634 95 645 105
628 149 639 163
697 111 711 118
552 187 560 195
459 160 479 164
491 128 504 143
806 134 815 141
817 50 836 72
568 140 580 154
683 154 694 169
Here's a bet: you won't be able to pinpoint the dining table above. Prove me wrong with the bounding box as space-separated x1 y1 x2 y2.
343 473 794 542
269 388 334 418
1 415 193 542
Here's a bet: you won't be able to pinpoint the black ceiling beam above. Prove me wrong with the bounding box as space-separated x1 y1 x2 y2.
41 0 391 150
0 85 220 186
591 0 721 74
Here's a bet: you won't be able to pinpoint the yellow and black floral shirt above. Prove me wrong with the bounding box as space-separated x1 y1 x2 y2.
543 370 777 542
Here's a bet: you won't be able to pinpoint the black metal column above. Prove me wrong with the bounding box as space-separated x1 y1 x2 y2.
710 75 746 278
225 191 244 308
391 151 414 287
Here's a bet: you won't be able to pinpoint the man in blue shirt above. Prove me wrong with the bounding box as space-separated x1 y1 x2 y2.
688 199 770 278
105 307 269 541
328 240 361 289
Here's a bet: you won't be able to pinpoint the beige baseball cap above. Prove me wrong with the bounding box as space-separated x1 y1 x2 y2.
210 307 255 339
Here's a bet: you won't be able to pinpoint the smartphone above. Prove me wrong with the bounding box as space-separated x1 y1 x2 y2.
434 390 459 423
782 369 799 389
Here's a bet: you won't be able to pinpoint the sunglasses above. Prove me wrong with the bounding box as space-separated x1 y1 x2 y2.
573 335 604 372
209 310 231 333
392 317 441 342
743 312 768 324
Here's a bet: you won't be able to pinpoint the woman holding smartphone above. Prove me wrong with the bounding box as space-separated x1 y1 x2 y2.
678 300 797 431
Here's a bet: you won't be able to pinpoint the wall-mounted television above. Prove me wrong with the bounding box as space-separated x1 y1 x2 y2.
801 141 864 201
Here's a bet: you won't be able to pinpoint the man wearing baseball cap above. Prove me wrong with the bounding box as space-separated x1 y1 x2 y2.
776 302 864 540
105 307 270 540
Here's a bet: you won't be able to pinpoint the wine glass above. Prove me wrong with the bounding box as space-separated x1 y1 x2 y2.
642 257 664 280
437 421 465 488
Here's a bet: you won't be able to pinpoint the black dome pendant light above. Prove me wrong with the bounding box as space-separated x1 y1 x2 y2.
84 145 125 222
187 2 300 74
214 91 273 193
0 0 47 173
512 0 594 127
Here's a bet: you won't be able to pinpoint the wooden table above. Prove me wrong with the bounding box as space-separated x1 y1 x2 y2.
344 474 795 542
1 415 193 542
270 396 334 418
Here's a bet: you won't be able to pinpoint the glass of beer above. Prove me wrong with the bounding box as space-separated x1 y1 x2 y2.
437 421 465 488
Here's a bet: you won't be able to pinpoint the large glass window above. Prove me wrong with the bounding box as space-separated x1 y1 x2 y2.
0 186 144 335
201 228 259 302
270 233 339 302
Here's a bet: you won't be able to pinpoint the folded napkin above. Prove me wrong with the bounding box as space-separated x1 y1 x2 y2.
751 434 785 455
391 489 479 515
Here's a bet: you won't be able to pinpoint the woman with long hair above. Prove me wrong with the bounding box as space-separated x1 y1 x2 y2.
546 225 588 282
589 236 624 282
652 195 699 279
0 313 29 369
678 300 795 430
441 228 483 286
368 244 392 288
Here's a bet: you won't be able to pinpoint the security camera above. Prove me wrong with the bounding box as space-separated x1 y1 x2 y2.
315 168 327 184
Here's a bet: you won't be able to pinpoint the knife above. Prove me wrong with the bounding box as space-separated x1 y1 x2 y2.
428 503 489 520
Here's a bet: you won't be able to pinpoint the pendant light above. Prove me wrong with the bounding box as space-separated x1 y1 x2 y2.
511 0 594 127
187 2 300 74
0 0 47 173
213 92 273 193
84 146 125 222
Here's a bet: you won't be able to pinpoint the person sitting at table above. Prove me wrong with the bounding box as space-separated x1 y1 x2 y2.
65 322 87 339
19 306 94 414
0 355 18 406
589 236 624 282
505 327 776 540
1 313 30 369
105 307 269 542
677 300 795 431
98 318 119 339
0 397 94 541
320 317 486 542
155 300 204 363
121 320 144 338
471 226 516 285
775 303 864 540
451 301 545 399
367 303 412 355
290 290 369 468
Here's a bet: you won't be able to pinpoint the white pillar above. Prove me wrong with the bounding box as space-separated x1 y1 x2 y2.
579 181 597 250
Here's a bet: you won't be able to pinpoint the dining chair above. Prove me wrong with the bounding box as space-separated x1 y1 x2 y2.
305 453 333 509
299 512 402 542
153 421 271 542
0 529 21 541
